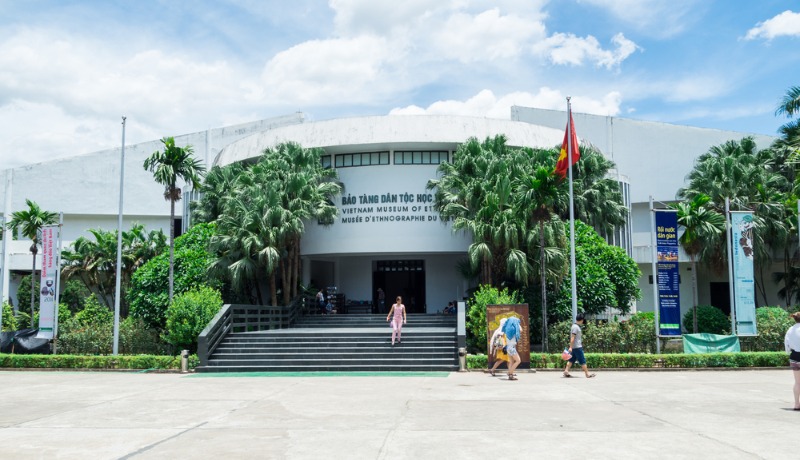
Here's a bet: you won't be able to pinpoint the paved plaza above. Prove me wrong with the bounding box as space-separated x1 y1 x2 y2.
0 369 796 459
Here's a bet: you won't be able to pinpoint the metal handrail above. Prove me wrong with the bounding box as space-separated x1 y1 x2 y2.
197 296 309 367
197 304 232 367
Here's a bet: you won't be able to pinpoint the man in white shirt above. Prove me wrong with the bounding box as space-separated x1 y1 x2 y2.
784 311 800 410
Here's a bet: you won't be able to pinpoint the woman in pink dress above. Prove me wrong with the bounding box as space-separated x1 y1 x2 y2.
386 296 407 346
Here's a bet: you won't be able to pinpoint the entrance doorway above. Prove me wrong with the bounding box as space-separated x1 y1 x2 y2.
709 282 731 316
373 260 426 314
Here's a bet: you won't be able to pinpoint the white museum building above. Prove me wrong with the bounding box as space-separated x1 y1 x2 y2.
0 108 780 319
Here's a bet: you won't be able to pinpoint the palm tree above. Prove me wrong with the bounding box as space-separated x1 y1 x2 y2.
567 145 628 239
144 137 206 304
776 86 800 119
190 163 245 224
429 135 532 286
672 194 725 333
678 137 789 304
8 199 58 326
516 149 568 351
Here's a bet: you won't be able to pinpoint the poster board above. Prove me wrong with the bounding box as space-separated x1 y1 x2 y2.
487 304 529 369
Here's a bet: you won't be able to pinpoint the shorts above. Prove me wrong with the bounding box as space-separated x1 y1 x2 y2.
506 339 518 357
568 347 586 365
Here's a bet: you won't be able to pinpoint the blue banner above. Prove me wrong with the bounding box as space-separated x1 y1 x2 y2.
731 212 757 336
655 211 681 336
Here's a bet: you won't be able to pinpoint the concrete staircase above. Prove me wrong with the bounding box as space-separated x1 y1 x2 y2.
198 314 458 372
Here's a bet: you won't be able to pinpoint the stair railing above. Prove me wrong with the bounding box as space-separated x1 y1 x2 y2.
198 304 232 368
198 296 309 367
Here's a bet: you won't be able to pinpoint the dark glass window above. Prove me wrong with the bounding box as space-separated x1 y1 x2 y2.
393 151 448 165
333 151 390 168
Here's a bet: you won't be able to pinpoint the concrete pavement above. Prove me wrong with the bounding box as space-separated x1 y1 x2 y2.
0 369 797 459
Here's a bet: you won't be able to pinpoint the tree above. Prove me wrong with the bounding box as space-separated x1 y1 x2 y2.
567 145 628 239
190 163 245 224
143 137 206 304
671 194 726 333
61 224 166 312
678 137 789 305
429 136 538 286
776 86 800 119
128 223 220 329
209 142 341 305
516 150 568 351
8 199 58 326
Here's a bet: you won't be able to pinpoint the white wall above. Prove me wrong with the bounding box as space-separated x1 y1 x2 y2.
511 106 777 205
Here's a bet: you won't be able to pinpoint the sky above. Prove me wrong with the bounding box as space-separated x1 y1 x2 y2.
1 0 799 169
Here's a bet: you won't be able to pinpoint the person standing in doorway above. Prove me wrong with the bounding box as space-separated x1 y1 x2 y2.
316 288 326 315
563 313 596 379
784 311 800 410
377 288 386 314
386 296 407 346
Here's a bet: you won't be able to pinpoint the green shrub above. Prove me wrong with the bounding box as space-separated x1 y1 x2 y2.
120 316 173 355
74 295 113 325
547 312 657 354
740 306 794 352
465 285 522 353
60 280 91 313
2 301 16 331
682 305 729 335
0 353 197 370
128 223 220 329
15 274 39 322
466 351 788 369
163 286 223 351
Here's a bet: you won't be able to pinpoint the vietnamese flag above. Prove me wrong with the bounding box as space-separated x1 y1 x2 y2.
554 110 580 179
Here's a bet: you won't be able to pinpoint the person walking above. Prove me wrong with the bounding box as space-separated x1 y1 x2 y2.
386 296 407 346
488 318 509 376
563 313 596 378
785 311 800 410
502 316 522 380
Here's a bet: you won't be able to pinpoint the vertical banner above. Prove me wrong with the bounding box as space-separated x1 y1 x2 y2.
731 212 757 336
655 211 681 336
487 304 529 369
36 225 58 339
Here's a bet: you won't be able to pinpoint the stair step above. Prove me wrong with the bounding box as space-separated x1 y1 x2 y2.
204 313 460 373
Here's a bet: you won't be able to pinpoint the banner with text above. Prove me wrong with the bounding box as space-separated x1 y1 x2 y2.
655 211 681 336
731 212 757 336
36 225 58 339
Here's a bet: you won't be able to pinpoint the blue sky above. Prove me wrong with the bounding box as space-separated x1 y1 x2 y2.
1 0 799 168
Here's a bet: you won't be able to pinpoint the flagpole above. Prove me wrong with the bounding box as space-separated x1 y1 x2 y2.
567 97 578 322
113 116 126 355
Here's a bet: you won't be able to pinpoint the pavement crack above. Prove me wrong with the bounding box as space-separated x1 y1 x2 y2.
118 421 208 459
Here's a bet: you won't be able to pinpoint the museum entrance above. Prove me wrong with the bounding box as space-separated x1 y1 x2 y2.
373 260 426 314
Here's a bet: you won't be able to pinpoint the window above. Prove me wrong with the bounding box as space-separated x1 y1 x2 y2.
320 155 332 168
376 260 424 272
394 151 448 165
334 151 389 168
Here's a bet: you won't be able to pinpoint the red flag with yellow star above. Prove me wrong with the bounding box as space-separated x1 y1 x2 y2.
554 110 579 178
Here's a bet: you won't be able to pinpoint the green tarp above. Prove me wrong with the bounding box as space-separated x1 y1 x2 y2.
682 333 741 354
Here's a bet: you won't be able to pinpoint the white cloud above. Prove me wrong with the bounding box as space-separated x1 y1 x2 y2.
744 10 800 40
0 28 264 167
390 88 622 118
431 8 546 62
533 32 639 69
260 36 399 105
580 0 703 38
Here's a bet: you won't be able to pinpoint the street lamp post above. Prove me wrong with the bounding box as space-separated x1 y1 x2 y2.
113 117 126 355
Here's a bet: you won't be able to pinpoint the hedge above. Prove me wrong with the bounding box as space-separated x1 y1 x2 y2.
467 352 789 369
0 353 199 370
